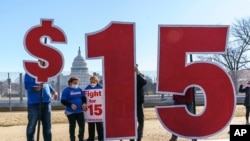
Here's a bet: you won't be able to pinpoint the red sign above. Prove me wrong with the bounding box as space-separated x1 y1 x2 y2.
24 20 235 140
86 22 136 140
23 19 67 82
156 26 235 139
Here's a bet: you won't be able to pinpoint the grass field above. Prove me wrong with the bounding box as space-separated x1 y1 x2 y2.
0 105 246 141
0 105 245 126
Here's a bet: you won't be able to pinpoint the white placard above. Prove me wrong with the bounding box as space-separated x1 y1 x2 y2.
83 89 104 122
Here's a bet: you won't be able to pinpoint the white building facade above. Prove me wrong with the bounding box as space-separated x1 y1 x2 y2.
58 47 91 92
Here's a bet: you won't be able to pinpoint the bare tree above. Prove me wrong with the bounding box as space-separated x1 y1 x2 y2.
199 17 250 93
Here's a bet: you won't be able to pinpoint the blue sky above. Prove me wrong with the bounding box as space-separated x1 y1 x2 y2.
1 0 250 74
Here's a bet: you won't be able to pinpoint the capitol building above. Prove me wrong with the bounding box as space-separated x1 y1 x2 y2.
56 47 94 93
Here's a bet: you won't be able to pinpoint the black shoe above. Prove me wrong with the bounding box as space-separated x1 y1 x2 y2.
169 137 177 141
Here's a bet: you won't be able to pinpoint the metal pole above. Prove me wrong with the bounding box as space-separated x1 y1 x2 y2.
189 54 197 141
36 86 43 141
19 73 23 103
189 54 196 114
8 72 12 111
57 75 60 100
36 37 47 141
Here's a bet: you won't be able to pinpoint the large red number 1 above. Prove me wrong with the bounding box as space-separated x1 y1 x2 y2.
86 22 136 139
156 26 235 138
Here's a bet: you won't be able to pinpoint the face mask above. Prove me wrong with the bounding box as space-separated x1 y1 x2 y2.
71 84 78 89
90 83 97 87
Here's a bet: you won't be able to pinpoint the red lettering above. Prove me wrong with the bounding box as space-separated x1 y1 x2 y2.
85 90 102 98
87 104 103 116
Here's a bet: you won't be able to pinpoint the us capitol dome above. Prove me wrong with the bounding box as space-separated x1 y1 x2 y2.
71 47 89 75
58 47 91 92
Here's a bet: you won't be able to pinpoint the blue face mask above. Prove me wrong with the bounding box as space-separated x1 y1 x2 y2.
71 84 78 89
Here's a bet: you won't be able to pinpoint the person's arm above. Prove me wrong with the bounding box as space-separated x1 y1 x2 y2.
81 90 87 110
81 96 87 111
137 73 147 87
24 73 41 91
239 84 246 93
49 85 58 100
81 95 87 104
49 85 55 93
61 100 72 107
134 66 147 86
61 89 72 107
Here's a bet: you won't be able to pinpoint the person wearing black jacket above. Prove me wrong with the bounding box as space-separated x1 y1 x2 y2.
239 81 250 125
130 65 147 141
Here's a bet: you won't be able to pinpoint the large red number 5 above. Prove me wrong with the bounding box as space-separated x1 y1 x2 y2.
86 22 136 139
94 104 102 116
156 26 235 138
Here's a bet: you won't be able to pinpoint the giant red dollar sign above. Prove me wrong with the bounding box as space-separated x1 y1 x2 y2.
24 19 67 82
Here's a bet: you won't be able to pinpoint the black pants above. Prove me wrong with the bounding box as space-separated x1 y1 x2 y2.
130 103 144 141
87 122 104 141
137 103 144 140
67 112 85 141
246 106 250 123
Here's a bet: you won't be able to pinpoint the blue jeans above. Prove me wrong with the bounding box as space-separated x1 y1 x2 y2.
26 103 52 141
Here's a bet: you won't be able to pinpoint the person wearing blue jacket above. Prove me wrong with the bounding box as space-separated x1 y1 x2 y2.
61 76 87 141
24 60 58 141
85 76 104 141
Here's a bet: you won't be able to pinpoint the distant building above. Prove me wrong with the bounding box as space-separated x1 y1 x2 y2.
238 69 250 85
58 47 91 92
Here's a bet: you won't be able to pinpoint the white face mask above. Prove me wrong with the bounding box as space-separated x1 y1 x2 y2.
71 84 78 89
90 83 97 87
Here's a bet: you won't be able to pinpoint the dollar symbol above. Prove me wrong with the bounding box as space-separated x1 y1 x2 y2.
23 19 67 82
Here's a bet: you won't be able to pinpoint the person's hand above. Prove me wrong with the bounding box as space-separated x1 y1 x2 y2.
134 66 139 74
33 83 43 91
71 104 77 110
82 103 87 111
52 92 58 100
